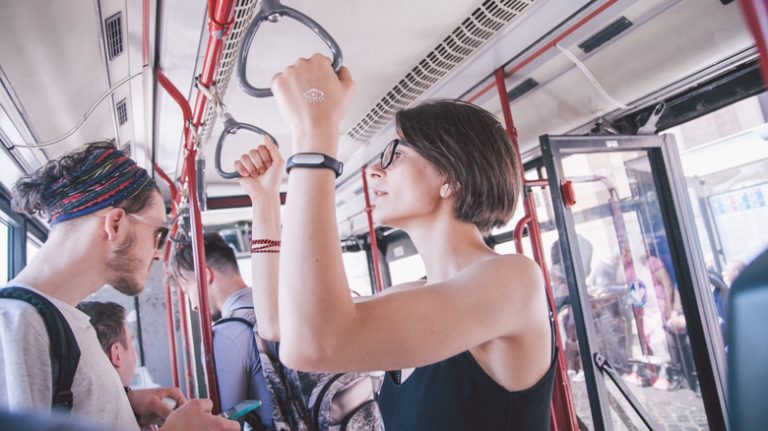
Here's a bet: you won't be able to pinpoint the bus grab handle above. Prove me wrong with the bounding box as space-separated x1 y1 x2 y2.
236 0 343 98
215 113 279 179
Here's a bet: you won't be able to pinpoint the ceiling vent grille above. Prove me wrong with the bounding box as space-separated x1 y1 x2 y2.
105 12 123 60
347 0 537 142
198 0 259 144
116 98 128 125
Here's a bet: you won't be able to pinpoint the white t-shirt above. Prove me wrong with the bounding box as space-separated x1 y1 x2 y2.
0 285 139 431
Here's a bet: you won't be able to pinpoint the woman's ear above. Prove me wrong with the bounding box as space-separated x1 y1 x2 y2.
102 207 127 241
440 182 460 198
440 184 450 198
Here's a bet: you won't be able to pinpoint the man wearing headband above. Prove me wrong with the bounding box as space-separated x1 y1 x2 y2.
0 141 237 431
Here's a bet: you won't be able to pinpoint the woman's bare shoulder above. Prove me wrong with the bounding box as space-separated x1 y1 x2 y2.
464 254 545 301
471 253 543 279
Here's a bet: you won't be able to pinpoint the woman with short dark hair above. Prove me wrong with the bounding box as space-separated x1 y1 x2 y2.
236 54 555 430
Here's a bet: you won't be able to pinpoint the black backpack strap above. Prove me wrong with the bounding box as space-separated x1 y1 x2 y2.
213 316 255 328
0 287 81 411
214 305 256 328
312 373 344 428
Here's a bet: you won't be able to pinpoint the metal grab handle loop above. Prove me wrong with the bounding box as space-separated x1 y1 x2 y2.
215 113 279 179
237 0 343 98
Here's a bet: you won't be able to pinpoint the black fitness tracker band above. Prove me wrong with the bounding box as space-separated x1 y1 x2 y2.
286 153 344 178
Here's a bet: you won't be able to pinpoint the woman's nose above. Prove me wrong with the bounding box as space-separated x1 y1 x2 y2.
368 161 385 180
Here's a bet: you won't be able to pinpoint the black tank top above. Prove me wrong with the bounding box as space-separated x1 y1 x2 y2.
378 328 556 430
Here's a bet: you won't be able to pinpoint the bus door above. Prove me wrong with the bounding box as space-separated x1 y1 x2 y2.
540 134 727 430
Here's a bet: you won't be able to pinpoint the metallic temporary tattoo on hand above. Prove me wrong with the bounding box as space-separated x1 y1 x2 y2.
301 88 325 103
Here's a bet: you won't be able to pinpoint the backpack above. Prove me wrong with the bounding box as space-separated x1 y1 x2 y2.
307 371 380 431
213 307 272 431
0 286 81 411
252 318 382 431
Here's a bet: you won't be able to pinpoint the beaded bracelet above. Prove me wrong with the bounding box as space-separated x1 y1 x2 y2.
251 239 280 254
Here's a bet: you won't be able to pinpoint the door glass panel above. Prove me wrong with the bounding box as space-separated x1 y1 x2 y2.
491 167 596 428
560 150 708 429
535 186 595 429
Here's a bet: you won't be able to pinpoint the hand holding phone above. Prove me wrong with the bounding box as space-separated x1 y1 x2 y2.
220 399 262 420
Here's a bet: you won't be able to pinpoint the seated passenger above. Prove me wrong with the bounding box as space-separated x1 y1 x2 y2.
0 141 237 431
233 55 555 430
76 301 137 387
170 232 273 430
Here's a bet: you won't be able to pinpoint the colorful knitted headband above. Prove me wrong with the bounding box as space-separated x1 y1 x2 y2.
45 147 152 225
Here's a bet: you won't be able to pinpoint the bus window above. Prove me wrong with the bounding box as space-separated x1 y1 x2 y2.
342 250 373 296
669 94 768 267
0 219 8 283
236 256 252 288
668 92 768 368
388 254 426 286
26 234 41 263
490 167 542 255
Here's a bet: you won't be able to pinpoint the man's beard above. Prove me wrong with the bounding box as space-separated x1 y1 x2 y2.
106 231 145 296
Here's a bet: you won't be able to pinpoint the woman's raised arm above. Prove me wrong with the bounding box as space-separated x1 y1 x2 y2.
235 138 284 341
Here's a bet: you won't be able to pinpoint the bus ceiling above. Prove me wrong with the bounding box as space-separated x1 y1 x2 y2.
0 0 759 231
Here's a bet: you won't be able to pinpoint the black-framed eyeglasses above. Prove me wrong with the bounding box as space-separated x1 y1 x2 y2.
380 138 408 170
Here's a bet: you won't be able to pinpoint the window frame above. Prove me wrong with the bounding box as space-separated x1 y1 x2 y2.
0 184 47 280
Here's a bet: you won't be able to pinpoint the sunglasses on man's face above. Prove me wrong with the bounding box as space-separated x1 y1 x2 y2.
128 213 170 250
380 138 410 170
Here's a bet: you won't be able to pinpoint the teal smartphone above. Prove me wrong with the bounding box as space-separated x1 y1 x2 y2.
220 399 262 420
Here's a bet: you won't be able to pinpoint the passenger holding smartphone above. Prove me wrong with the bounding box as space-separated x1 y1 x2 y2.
2 142 238 431
235 54 555 430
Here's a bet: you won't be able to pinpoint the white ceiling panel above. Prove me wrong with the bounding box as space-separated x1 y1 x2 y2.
0 0 114 158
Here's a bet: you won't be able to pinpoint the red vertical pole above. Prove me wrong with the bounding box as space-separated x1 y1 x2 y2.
185 147 220 410
162 273 180 388
523 188 579 431
493 68 579 431
172 0 236 412
155 70 198 398
513 215 531 255
178 286 195 397
740 0 768 82
361 167 384 293
155 165 181 389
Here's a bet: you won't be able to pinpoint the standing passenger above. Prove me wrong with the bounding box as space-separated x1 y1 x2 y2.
170 232 274 430
0 141 238 431
76 301 138 387
235 55 555 430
